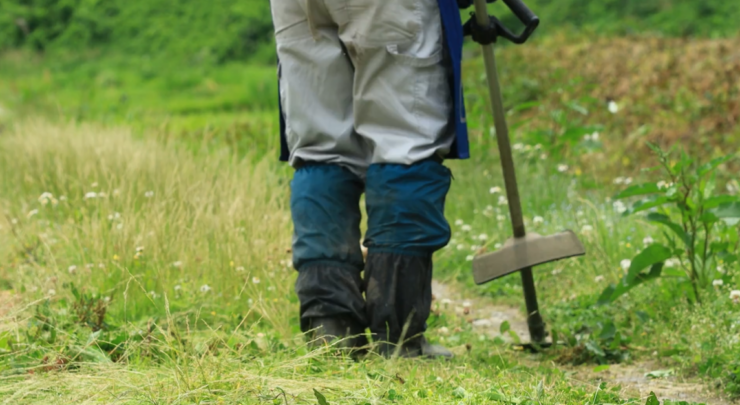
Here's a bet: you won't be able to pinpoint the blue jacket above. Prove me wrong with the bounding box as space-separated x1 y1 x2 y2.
279 0 469 162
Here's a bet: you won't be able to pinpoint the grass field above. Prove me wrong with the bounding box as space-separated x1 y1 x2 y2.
1 34 739 404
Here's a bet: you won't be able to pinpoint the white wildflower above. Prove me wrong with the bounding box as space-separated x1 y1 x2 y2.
200 284 212 293
513 143 524 151
462 301 472 309
713 279 724 287
594 275 605 282
116 223 123 230
591 132 600 141
613 177 625 185
470 245 480 252
252 277 261 284
540 153 548 160
478 234 488 241
581 224 594 234
624 177 633 185
441 298 452 306
455 219 464 226
496 214 506 221
576 210 584 217
144 191 154 198
236 266 245 272
27 209 38 218
136 246 144 253
91 182 98 188
85 263 93 269
438 327 450 335
557 164 569 173
84 192 97 199
551 268 563 276
174 285 182 291
436 376 444 383
59 196 67 201
172 261 183 268
113 189 120 196
148 291 158 299
498 196 508 206
665 258 680 268
613 201 627 214
730 290 740 304
456 244 465 251
68 265 77 274
608 100 619 114
533 216 544 225
489 186 502 194
494 243 502 249
97 192 107 198
657 181 667 189
103 296 110 302
620 259 632 271
461 224 472 232
47 289 56 296
643 236 654 245
267 286 276 291
98 263 105 269
465 255 474 261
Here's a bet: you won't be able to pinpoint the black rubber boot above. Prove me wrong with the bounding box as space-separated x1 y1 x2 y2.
306 316 368 351
363 251 453 359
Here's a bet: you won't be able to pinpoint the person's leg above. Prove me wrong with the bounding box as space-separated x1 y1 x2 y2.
270 0 370 347
331 0 456 357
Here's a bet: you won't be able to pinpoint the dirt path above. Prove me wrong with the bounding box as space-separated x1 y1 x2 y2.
431 280 732 405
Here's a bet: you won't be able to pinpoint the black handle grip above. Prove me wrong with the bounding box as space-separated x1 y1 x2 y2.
502 0 537 26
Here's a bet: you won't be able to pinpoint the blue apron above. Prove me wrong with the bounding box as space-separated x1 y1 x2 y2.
278 0 469 162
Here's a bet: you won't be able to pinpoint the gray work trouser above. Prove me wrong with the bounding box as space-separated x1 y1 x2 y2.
270 0 455 177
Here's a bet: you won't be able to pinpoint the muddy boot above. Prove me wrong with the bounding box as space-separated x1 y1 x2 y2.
306 316 368 351
364 251 451 358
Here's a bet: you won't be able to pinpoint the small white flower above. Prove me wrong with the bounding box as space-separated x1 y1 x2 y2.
267 286 276 291
438 327 450 335
236 266 245 272
613 177 625 185
107 214 114 221
551 268 562 276
484 205 493 211
540 153 548 160
136 246 144 253
461 224 472 232
557 164 569 173
608 100 619 114
613 201 627 214
478 234 488 241
10 218 17 224
252 277 261 284
441 298 452 306
436 376 445 383
533 216 544 225
98 263 105 269
148 290 158 298
91 182 99 188
174 285 182 291
85 263 93 269
624 177 633 185
512 143 524 151
657 181 667 189
144 191 154 198
462 301 472 309
84 192 97 199
470 245 480 252
576 210 584 217
620 259 632 271
489 186 502 194
591 132 600 141
718 265 726 274
594 275 605 282
116 223 123 230
59 195 67 201
68 265 77 274
665 258 680 268
47 289 56 296
465 255 474 261
103 296 110 302
113 189 120 196
496 214 506 221
27 209 38 218
730 290 740 304
713 279 724 287
172 261 183 268
643 236 654 245
97 192 107 198
581 224 594 234
200 284 211 293
456 244 465 251
455 219 464 226
494 243 502 249
498 196 508 206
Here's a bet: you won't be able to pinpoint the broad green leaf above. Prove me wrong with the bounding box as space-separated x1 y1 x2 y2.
662 268 686 278
593 365 610 373
704 195 736 209
597 284 617 305
698 211 720 225
710 202 740 220
585 340 606 357
646 213 691 247
626 244 673 283
598 263 664 305
697 154 735 177
645 392 660 405
313 389 330 405
624 196 672 216
499 320 511 334
614 183 661 200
